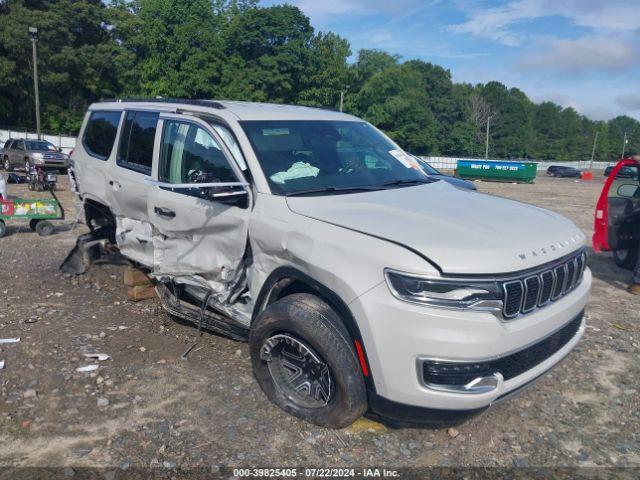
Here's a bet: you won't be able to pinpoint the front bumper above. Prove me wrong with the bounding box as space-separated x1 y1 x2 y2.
349 268 591 414
42 161 69 170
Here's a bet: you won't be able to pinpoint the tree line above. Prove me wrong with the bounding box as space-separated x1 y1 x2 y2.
0 0 638 162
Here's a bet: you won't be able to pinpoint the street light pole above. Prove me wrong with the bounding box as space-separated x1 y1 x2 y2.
590 131 599 169
485 115 492 159
29 27 41 140
339 85 350 113
621 131 628 159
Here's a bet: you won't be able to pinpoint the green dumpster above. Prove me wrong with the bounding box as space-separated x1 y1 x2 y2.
456 160 537 183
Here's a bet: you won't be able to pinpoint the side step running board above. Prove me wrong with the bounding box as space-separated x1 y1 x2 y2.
156 282 248 341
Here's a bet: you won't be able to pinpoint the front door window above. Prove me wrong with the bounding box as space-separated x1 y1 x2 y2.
159 120 238 189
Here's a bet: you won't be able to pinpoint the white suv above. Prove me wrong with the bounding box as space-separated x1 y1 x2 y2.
69 99 590 428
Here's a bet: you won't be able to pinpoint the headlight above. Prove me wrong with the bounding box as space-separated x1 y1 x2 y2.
384 269 503 311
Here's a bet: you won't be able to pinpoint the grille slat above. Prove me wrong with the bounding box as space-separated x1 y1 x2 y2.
523 276 540 312
552 265 566 300
538 271 554 305
502 250 586 319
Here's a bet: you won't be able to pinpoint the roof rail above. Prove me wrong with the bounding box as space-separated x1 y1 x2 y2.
98 98 226 110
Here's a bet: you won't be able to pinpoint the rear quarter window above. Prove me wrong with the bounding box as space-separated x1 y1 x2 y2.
83 110 122 160
117 111 159 175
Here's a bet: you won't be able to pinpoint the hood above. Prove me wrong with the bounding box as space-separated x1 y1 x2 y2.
286 181 585 275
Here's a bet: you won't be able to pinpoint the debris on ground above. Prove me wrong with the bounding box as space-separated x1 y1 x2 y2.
76 365 99 373
0 338 20 344
84 353 111 361
181 343 197 360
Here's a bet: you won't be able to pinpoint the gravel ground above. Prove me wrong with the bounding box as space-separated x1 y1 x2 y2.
0 174 638 473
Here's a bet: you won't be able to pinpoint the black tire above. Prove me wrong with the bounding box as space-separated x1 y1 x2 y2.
24 160 31 174
59 168 68 175
29 219 40 231
35 220 54 237
0 220 5 238
250 293 367 428
613 247 637 270
3 157 12 172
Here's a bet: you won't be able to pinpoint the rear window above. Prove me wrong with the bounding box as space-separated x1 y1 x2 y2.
83 110 122 160
117 111 159 175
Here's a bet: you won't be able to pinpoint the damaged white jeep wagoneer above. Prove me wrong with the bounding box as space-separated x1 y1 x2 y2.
69 99 590 428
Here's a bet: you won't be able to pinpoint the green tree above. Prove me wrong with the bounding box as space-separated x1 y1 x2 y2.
0 0 132 133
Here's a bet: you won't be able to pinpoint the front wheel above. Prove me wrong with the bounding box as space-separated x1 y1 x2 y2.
250 293 367 428
613 247 637 270
35 220 54 237
0 220 6 238
3 157 11 172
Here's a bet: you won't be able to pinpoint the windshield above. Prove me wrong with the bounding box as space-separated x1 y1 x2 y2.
240 120 429 195
26 141 57 151
417 159 441 175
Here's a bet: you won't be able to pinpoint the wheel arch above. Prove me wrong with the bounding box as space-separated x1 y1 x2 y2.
253 266 376 392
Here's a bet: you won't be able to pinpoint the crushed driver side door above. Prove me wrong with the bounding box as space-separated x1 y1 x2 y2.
146 113 251 293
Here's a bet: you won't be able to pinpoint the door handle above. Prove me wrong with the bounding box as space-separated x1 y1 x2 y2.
154 206 176 218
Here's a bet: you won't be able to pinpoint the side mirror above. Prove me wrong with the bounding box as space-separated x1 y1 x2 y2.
617 184 639 198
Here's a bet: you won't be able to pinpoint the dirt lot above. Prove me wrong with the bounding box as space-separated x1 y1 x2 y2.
0 174 638 473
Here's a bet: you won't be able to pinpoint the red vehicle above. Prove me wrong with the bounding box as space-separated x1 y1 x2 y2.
593 157 640 268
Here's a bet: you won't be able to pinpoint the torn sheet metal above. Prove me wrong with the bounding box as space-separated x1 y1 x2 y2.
60 225 126 275
116 216 154 267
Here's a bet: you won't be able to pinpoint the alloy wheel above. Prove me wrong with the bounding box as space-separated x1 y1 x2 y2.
260 333 333 409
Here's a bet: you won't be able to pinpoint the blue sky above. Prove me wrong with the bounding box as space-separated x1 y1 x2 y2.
262 0 640 121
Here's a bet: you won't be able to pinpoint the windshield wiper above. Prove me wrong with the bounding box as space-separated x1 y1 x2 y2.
286 185 383 197
377 178 433 188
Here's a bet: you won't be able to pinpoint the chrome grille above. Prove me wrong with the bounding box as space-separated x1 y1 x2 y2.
502 250 587 319
43 153 65 160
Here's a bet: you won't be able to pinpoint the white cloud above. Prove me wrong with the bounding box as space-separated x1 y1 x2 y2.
450 0 640 46
518 35 639 73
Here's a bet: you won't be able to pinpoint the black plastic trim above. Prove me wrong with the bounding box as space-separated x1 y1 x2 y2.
366 392 487 428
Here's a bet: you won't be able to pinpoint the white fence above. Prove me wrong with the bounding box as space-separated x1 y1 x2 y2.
422 156 615 172
0 128 77 154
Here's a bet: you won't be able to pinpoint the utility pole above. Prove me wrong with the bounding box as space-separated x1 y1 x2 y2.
590 131 599 169
485 115 492 159
339 85 350 112
28 26 41 140
621 131 628 159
